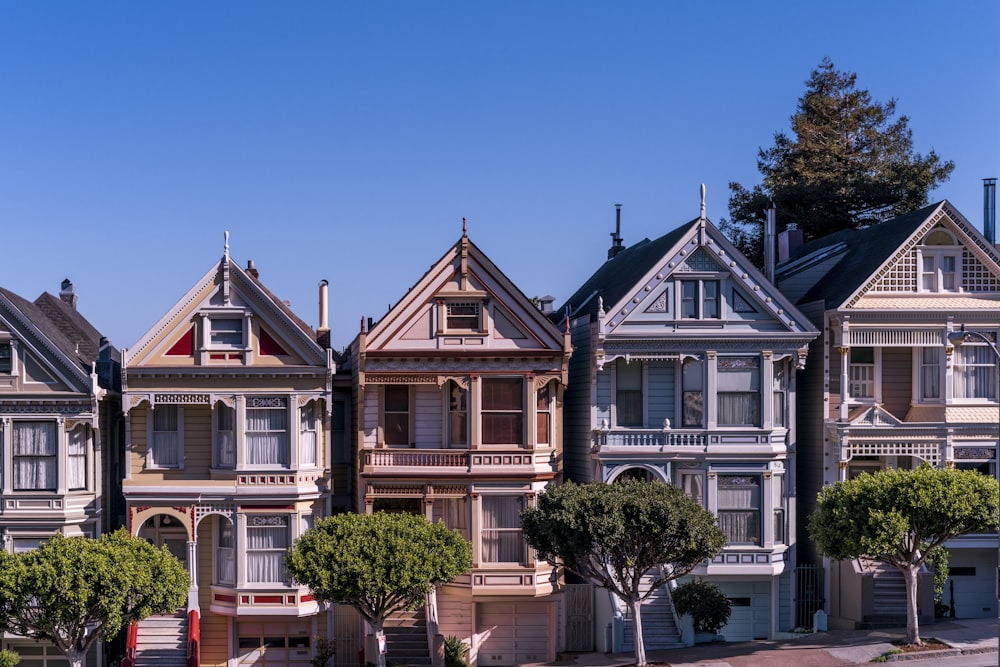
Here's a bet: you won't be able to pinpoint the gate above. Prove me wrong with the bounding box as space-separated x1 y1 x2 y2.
565 584 594 651
794 564 825 629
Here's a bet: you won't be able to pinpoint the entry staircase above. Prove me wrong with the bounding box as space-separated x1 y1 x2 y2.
383 607 432 667
862 563 908 629
618 569 684 653
133 610 188 667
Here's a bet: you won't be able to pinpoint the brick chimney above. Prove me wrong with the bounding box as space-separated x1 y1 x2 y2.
59 279 78 310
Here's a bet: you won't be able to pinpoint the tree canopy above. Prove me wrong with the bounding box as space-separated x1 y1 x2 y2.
521 479 726 666
0 528 189 667
285 511 472 667
721 57 954 266
809 465 998 645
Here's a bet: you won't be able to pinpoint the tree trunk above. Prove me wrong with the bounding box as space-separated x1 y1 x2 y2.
902 564 921 645
64 648 84 667
627 597 647 667
366 619 387 667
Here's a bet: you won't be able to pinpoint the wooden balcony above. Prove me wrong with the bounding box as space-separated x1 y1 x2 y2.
361 447 557 479
593 429 785 456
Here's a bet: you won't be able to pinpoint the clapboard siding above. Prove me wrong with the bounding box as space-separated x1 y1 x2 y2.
197 518 230 667
647 361 675 428
363 389 379 447
881 347 912 419
414 384 443 448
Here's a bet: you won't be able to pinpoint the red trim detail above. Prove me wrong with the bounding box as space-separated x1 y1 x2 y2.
121 621 138 667
210 353 226 360
301 594 315 602
166 328 195 356
214 594 236 603
253 595 283 604
240 595 250 604
187 609 200 667
259 328 289 356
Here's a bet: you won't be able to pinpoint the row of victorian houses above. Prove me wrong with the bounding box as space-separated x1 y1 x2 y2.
1 185 997 667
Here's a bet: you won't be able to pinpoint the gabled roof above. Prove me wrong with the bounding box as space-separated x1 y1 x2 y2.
126 253 327 368
0 286 113 391
364 231 566 354
557 220 696 320
778 203 941 308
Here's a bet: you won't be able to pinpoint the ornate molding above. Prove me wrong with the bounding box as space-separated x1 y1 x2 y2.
155 393 210 405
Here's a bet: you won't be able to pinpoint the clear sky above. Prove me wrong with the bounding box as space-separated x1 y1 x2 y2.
2 1 997 352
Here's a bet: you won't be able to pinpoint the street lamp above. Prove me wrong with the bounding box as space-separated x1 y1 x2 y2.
947 324 1000 643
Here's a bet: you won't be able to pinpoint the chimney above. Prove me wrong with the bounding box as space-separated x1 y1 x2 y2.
984 178 997 247
246 260 259 279
317 280 331 347
764 204 776 280
538 295 555 315
59 279 78 310
777 224 804 263
607 204 624 260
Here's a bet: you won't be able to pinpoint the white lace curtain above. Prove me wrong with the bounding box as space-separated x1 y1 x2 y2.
718 477 761 545
152 405 179 467
216 404 235 469
299 402 317 467
216 519 235 585
246 407 289 465
68 426 87 490
246 517 289 583
481 496 524 563
14 421 56 490
955 347 998 399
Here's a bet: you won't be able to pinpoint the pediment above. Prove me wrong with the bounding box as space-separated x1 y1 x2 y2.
847 404 903 427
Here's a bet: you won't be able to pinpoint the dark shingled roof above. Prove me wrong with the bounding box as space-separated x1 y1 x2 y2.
0 287 116 378
782 202 940 309
556 219 699 320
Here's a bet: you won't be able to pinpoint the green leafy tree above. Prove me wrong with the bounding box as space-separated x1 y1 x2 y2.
721 57 954 267
672 580 731 634
0 528 189 667
809 466 997 645
521 480 726 666
285 512 472 667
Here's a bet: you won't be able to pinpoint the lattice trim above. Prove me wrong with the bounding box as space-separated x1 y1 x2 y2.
845 441 942 465
674 248 721 273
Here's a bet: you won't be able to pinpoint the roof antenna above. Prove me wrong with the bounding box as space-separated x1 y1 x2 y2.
224 231 230 259
699 184 706 222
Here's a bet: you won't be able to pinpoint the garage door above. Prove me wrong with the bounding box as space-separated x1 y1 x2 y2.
477 602 551 666
717 582 770 641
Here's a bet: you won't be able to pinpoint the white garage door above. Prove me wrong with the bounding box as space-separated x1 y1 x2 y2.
477 602 551 666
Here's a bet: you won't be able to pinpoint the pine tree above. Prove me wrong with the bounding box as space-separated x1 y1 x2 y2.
721 57 954 266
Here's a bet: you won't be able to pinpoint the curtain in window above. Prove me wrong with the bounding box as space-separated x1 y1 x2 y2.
921 348 941 399
299 402 317 467
152 405 179 467
246 517 288 583
718 360 760 426
680 472 704 506
482 496 524 563
14 422 56 490
955 347 998 399
68 427 87 490
217 519 235 585
246 407 289 465
433 498 469 540
216 405 235 468
616 360 643 427
718 476 761 545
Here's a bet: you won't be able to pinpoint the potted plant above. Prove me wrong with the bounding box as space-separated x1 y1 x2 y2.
672 580 732 643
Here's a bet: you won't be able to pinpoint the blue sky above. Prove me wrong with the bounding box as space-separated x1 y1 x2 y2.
2 2 997 351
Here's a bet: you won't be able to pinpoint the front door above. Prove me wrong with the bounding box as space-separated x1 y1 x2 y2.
138 514 188 567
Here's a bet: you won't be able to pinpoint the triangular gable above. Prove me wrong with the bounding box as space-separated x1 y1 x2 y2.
127 255 325 368
366 234 565 354
843 202 1000 309
602 219 814 336
848 404 903 428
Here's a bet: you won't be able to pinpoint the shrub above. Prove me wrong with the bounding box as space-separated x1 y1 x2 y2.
672 580 732 634
0 650 19 667
444 635 470 667
310 637 335 667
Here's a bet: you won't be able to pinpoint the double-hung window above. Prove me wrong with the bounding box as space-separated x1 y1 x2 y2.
615 360 643 427
0 341 11 373
209 317 245 349
246 515 289 584
215 404 235 468
536 383 552 445
216 519 235 585
954 343 998 400
299 401 318 467
245 397 289 466
13 421 57 491
920 348 942 401
151 405 181 468
680 279 720 319
481 378 524 446
447 382 468 448
718 475 761 545
68 426 87 490
481 496 525 564
849 348 875 399
682 360 704 427
772 364 787 427
445 301 482 331
717 357 760 427
383 386 410 446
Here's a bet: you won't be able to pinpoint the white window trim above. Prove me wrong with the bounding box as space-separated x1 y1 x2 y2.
147 404 184 470
917 247 962 294
7 417 63 493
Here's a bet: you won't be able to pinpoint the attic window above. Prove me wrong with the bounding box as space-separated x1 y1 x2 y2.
211 319 244 348
0 342 11 374
445 301 482 332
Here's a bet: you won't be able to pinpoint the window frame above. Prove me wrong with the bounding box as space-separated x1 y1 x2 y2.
848 347 876 401
12 420 58 491
67 424 88 491
299 400 319 467
447 381 469 449
679 279 721 320
0 340 12 374
480 377 525 447
244 397 290 467
614 359 643 428
918 247 961 294
245 514 290 585
717 474 762 546
952 341 999 401
481 495 527 565
382 385 411 447
717 356 761 427
148 404 184 470
216 517 236 586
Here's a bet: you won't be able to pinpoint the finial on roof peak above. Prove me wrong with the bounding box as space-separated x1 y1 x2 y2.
224 231 230 259
700 184 706 221
462 217 467 236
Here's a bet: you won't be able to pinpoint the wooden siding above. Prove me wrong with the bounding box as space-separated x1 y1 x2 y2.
646 361 675 428
564 318 594 483
129 408 148 477
881 347 913 419
363 390 378 447
414 384 443 447
198 518 230 667
595 366 611 426
827 336 841 418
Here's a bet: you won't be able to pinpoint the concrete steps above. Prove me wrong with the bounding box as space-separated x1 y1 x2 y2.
621 573 684 652
384 607 431 667
134 611 187 667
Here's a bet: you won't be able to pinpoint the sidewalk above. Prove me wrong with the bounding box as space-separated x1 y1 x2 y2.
531 617 998 667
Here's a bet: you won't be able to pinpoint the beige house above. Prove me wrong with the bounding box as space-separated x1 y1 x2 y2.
776 200 1000 628
350 227 571 666
121 246 342 666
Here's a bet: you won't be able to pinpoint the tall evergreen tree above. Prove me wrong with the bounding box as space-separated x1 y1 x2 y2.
721 57 954 266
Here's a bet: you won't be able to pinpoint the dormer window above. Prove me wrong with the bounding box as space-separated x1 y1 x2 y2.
918 230 961 293
446 301 482 331
198 312 250 364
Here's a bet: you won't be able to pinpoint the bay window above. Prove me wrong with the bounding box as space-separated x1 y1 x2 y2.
299 401 318 467
718 357 760 427
718 475 761 545
68 426 87 490
482 495 526 563
246 515 289 584
13 421 56 490
245 397 289 466
536 382 552 445
217 518 235 585
215 404 235 468
772 363 787 427
953 344 998 400
481 378 523 446
920 348 942 401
